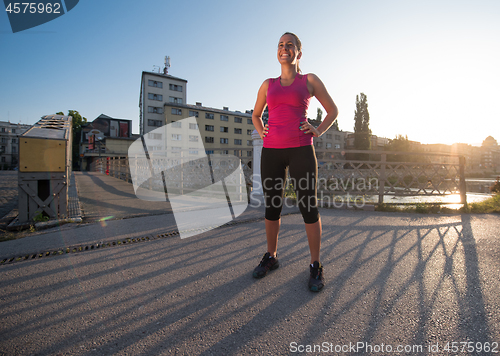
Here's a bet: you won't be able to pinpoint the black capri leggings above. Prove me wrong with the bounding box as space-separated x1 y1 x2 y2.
261 145 320 224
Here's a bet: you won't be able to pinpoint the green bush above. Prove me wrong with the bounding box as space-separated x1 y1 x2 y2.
490 177 500 194
33 211 49 223
468 194 500 213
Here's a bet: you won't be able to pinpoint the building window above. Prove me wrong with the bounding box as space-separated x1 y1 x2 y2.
1 128 5 132
221 150 229 155
1 157 5 163
205 113 214 120
220 115 229 121
189 135 199 142
234 117 242 123
148 93 163 101
247 129 252 135
206 150 214 155
12 129 16 133
169 97 183 104
189 110 199 117
335 135 341 140
148 119 163 127
189 148 199 155
335 144 341 149
148 146 161 152
234 128 242 134
247 151 252 157
247 140 252 146
220 138 229 144
147 133 162 140
169 84 183 92
171 121 182 128
12 146 16 153
148 106 163 114
247 119 252 125
148 80 163 88
326 143 332 149
234 139 242 145
205 137 214 143
326 134 332 139
12 138 16 143
220 126 228 133
316 142 323 148
171 134 182 141
171 108 182 115
189 123 199 130
205 125 214 132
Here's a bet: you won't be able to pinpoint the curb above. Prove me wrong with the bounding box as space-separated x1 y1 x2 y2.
0 211 299 266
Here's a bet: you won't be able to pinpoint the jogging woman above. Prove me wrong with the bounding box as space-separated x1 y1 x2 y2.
251 32 338 292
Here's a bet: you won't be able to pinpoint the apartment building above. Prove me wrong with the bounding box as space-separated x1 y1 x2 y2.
308 118 345 159
163 102 254 159
0 121 31 169
139 71 187 135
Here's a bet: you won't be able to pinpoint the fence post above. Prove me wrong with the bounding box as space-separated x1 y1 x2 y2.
459 155 467 207
378 153 386 205
251 130 263 196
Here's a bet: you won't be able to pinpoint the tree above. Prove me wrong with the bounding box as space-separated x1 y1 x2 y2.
387 134 410 152
386 134 410 162
352 93 371 161
331 117 339 131
316 107 339 130
353 92 371 150
316 108 323 122
57 110 88 170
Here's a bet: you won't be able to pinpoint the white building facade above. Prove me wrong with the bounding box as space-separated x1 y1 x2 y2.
139 71 187 135
0 121 31 169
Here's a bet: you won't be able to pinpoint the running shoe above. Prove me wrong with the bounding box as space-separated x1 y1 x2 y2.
308 261 325 292
253 252 279 278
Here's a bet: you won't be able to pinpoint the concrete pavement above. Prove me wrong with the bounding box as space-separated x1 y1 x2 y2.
1 172 500 355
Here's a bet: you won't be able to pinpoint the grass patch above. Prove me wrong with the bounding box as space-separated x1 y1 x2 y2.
467 194 500 213
376 194 500 214
376 203 459 214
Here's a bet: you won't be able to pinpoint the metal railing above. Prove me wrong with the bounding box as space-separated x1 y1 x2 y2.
89 149 467 206
89 151 253 201
316 150 467 205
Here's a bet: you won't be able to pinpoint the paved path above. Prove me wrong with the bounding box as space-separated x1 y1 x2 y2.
1 172 499 355
74 172 172 222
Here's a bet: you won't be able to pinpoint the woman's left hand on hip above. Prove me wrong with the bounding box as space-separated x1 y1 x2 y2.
300 121 321 137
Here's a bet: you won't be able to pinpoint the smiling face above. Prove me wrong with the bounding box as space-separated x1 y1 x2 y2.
277 33 302 67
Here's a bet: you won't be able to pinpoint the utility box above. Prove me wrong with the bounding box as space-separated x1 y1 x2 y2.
18 115 72 223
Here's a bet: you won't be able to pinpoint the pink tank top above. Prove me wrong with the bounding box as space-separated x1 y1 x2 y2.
264 73 312 149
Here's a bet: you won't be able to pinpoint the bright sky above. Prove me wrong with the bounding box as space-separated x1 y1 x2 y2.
1 0 499 146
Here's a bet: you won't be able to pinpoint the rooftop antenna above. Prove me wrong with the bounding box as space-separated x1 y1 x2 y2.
163 56 170 75
152 65 161 73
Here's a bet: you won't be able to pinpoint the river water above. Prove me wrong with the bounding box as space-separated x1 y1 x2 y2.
323 178 497 209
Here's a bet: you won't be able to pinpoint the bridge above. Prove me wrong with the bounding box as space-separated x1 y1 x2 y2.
0 168 499 355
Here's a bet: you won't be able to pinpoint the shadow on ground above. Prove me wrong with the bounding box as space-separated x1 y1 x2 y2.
0 212 498 355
